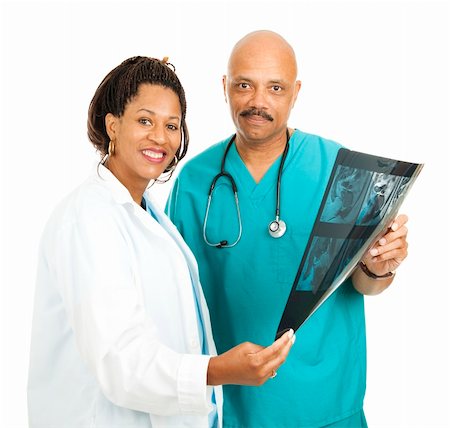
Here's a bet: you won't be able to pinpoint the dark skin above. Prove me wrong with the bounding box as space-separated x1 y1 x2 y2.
222 30 409 295
105 82 295 386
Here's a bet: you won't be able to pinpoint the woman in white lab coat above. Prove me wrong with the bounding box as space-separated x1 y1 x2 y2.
27 56 294 428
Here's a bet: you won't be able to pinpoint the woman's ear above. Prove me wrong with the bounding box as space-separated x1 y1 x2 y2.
105 113 118 140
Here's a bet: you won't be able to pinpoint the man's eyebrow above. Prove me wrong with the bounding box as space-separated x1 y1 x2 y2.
232 76 287 84
233 75 252 81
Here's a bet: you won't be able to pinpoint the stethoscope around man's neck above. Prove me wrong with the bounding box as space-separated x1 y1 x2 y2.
203 129 291 249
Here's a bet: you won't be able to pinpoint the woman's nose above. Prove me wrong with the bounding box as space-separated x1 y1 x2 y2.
148 124 166 145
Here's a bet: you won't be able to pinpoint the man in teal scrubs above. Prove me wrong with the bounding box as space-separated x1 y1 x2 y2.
166 30 409 427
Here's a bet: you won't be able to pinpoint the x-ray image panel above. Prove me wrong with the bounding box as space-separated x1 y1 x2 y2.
356 172 405 226
320 166 372 224
384 176 411 214
334 238 365 276
296 236 345 293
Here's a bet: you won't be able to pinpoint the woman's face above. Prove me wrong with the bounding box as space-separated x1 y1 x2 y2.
105 83 182 190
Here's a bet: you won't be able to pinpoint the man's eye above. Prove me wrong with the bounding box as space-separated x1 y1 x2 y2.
272 85 282 91
239 83 250 89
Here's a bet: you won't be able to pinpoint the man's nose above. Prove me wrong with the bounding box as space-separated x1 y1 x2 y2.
249 87 268 108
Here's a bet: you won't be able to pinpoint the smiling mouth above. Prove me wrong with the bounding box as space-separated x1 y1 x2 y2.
142 149 166 161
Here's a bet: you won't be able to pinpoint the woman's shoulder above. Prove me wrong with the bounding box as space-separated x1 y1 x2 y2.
46 174 118 231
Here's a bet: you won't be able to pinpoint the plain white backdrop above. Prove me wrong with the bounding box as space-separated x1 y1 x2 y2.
1 0 449 426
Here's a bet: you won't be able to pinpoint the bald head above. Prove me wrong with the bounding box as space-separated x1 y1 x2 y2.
228 30 298 79
223 30 301 149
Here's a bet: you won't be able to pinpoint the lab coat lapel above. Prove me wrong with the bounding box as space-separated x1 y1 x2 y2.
95 164 169 240
145 194 201 285
148 200 223 419
95 164 196 281
145 194 218 349
93 165 222 424
95 165 214 346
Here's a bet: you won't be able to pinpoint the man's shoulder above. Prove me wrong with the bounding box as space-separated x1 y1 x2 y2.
293 129 344 150
177 136 232 177
189 137 231 163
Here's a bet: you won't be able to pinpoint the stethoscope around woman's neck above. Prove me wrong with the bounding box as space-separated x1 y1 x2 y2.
203 129 291 249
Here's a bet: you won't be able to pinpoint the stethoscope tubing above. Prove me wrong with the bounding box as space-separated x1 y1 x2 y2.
203 129 290 248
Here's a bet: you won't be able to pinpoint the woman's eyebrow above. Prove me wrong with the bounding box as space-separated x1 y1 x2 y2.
137 108 180 121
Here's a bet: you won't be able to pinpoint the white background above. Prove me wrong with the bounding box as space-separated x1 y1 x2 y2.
1 0 449 426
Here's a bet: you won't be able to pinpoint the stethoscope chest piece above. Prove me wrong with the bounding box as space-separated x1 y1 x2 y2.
268 218 287 238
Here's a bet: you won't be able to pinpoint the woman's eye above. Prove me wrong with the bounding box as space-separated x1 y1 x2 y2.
139 118 152 125
167 124 178 131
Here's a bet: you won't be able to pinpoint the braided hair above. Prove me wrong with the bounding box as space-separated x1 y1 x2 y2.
87 56 189 174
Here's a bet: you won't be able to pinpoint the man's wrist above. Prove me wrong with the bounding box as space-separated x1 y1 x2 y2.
358 261 395 280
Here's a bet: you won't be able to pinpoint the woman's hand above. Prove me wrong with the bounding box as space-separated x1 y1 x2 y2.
207 329 295 386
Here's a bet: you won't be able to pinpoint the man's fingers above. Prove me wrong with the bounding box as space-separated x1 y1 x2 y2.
370 226 408 257
390 213 408 231
372 235 407 255
384 225 408 242
372 247 408 263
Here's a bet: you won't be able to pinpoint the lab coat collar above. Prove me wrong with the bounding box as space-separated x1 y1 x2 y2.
94 163 141 207
93 165 169 240
93 163 201 284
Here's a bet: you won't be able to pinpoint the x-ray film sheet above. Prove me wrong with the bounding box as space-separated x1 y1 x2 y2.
276 148 423 339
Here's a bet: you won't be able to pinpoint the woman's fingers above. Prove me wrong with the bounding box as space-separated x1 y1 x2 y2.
207 329 296 386
249 329 295 379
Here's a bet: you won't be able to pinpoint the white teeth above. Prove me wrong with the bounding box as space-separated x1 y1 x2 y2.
143 149 164 159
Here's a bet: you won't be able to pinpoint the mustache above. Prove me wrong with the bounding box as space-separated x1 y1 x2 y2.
240 108 274 121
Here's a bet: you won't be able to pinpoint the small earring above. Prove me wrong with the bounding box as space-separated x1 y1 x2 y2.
108 140 115 156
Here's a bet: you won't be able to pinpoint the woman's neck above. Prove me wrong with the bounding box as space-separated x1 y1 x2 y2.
105 158 147 206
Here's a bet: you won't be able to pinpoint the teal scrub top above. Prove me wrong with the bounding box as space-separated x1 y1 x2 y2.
166 130 367 428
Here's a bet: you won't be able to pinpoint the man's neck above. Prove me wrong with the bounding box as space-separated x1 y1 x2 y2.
235 129 291 183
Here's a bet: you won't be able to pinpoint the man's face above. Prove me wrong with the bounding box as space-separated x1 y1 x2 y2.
223 41 300 145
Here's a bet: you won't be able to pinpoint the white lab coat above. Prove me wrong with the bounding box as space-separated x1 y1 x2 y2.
28 164 223 428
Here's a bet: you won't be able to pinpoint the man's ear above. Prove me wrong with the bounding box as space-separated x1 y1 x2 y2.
105 113 118 140
293 80 302 104
222 75 228 103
